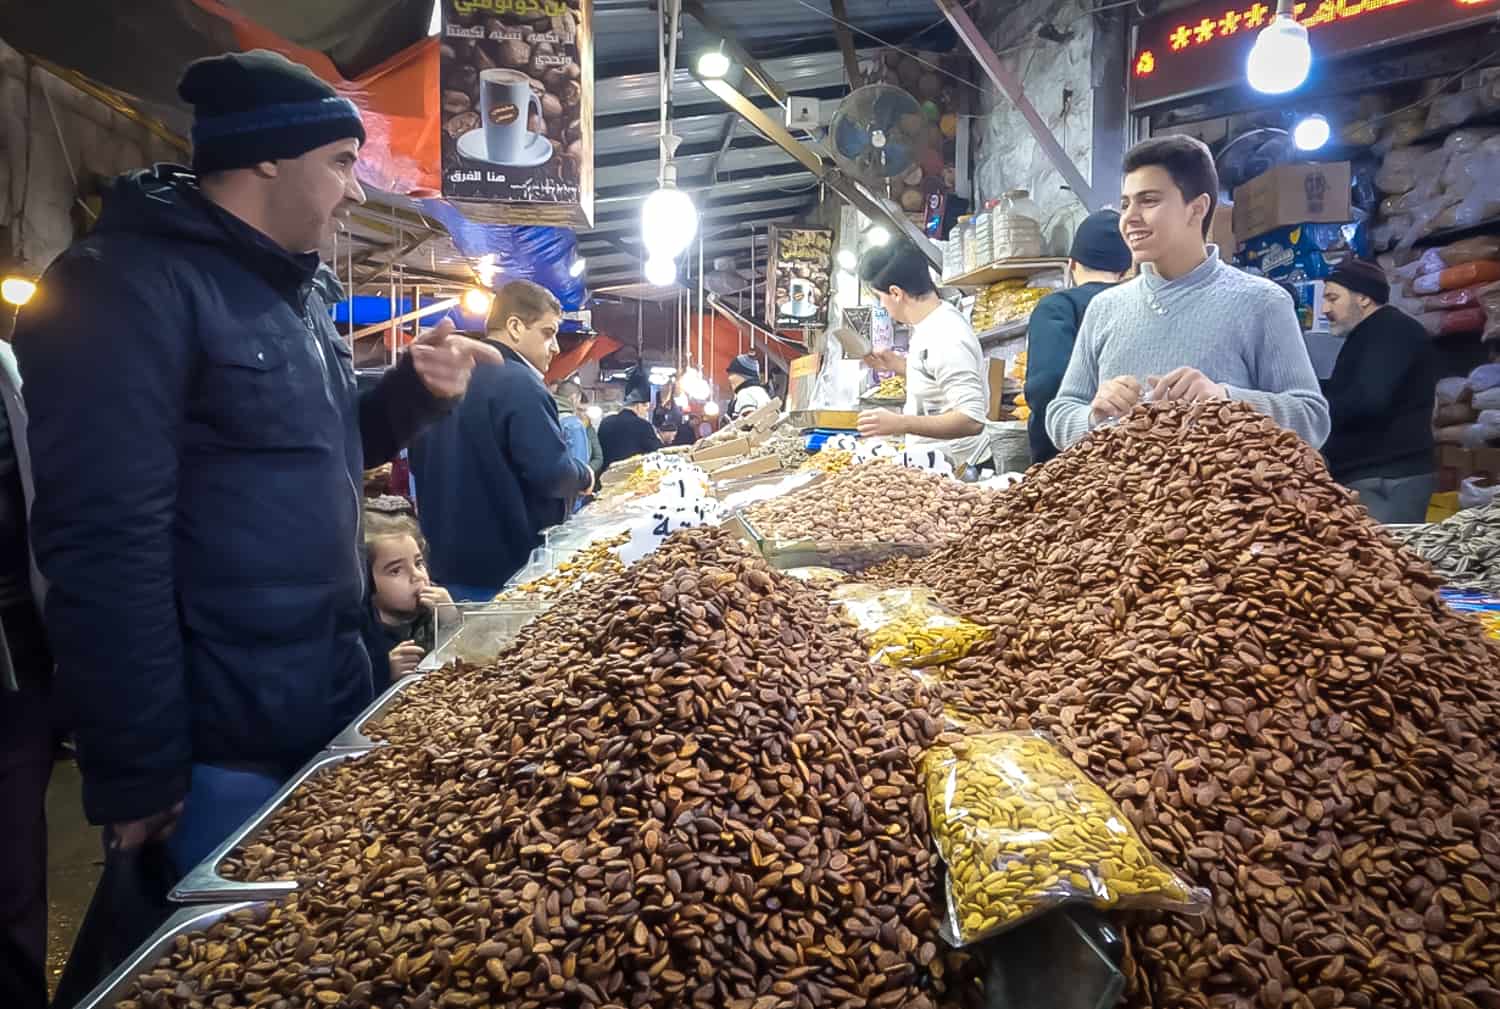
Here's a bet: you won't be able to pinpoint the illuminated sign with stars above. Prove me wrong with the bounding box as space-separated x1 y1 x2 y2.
1131 0 1500 106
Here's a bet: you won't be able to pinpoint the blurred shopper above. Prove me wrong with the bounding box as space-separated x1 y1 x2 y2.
1046 136 1329 451
599 391 663 470
411 280 594 601
1319 260 1437 523
1024 210 1132 464
18 51 495 1002
726 354 772 420
0 340 51 1009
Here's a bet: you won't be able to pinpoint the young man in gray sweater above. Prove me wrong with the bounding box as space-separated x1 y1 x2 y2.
1045 136 1330 452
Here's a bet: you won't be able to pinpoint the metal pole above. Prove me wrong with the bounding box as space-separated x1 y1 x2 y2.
697 229 704 374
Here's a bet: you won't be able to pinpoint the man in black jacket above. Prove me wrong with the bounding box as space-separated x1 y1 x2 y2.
12 52 496 888
410 280 595 600
1320 259 1437 523
1023 210 1133 463
599 390 664 471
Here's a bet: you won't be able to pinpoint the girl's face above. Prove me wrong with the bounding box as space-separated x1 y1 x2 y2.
371 534 429 618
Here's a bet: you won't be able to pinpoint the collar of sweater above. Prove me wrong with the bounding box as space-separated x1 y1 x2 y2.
1137 247 1222 313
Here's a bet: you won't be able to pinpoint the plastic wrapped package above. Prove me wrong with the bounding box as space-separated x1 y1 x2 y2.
1462 410 1500 449
1414 307 1487 337
1421 284 1492 310
1375 145 1440 195
1480 281 1500 318
1442 238 1500 267
1379 191 1418 219
922 732 1208 945
1411 261 1500 295
832 584 990 668
1436 375 1472 406
1444 128 1500 155
1372 216 1412 252
1471 386 1500 411
1437 422 1477 445
1468 362 1500 393
1375 108 1428 154
1459 476 1500 511
1435 401 1479 426
1426 91 1482 133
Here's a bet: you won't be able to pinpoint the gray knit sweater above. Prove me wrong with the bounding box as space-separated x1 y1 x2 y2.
1045 251 1331 451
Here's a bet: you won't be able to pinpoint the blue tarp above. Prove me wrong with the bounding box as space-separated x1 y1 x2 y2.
418 200 587 311
331 295 588 334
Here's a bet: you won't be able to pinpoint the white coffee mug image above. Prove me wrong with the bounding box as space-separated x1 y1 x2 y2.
480 69 543 165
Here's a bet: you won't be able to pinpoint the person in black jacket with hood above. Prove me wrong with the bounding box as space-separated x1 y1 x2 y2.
1319 259 1437 523
598 389 664 471
11 51 498 957
1023 210 1133 463
410 279 595 600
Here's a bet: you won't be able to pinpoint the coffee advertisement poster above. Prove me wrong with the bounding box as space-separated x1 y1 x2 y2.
439 0 595 226
766 227 833 329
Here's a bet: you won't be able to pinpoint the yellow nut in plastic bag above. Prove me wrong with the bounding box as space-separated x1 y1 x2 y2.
923 731 1208 944
832 584 990 668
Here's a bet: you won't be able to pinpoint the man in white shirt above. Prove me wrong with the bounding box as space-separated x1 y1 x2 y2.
857 239 990 466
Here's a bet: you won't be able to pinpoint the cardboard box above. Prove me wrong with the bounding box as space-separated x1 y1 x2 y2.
1435 444 1500 491
987 359 1007 421
1210 206 1234 260
1231 162 1352 242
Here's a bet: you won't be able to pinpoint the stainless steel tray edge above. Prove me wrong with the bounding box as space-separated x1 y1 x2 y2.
325 673 425 750
168 749 368 903
75 900 264 1009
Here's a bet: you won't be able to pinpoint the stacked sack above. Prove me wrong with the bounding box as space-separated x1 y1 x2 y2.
1381 236 1500 338
1433 361 1500 449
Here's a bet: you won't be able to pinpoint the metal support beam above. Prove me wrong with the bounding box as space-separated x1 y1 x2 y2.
931 0 1098 210
829 0 863 89
708 116 738 184
681 0 788 102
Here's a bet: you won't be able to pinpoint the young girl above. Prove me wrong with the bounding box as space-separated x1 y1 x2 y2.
361 512 453 683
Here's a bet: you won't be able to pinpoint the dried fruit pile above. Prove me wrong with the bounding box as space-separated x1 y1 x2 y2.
744 459 985 545
885 401 1500 1008
130 530 978 1009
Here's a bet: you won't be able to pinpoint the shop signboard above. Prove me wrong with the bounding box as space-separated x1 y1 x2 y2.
765 227 833 330
439 0 595 226
1131 0 1500 107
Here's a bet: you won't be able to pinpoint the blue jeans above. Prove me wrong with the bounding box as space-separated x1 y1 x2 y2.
164 763 285 876
1347 473 1436 525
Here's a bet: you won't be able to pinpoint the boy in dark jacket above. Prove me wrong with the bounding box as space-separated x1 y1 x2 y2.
1319 259 1437 523
410 280 595 600
12 50 497 935
1024 210 1132 463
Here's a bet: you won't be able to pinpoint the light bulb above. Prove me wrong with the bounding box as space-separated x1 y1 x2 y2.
674 394 690 409
644 255 676 287
586 405 603 424
867 226 891 247
641 186 698 258
1246 15 1311 95
697 48 731 79
682 368 711 400
1293 114 1330 151
569 256 587 278
836 249 858 270
1 276 36 307
704 401 721 417
462 287 493 316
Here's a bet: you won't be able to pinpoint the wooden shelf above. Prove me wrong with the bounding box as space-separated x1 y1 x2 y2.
945 258 1068 289
976 316 1030 347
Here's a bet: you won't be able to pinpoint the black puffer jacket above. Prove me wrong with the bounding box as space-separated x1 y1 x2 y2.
13 166 447 824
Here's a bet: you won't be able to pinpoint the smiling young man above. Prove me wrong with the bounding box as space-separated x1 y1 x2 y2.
410 280 595 600
15 51 501 997
1045 136 1329 452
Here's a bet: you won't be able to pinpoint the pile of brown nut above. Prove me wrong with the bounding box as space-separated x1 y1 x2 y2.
744 460 984 545
886 401 1500 1009
126 530 986 1009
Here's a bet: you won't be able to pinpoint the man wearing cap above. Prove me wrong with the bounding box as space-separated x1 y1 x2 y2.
12 50 501 903
1320 259 1437 523
1024 210 1133 463
599 390 663 471
727 354 772 420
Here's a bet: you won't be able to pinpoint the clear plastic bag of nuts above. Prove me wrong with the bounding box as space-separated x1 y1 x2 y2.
833 583 991 669
922 731 1209 945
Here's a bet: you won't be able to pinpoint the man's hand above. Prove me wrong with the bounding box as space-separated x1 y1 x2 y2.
1090 376 1144 424
389 641 427 679
408 318 506 399
857 408 908 438
108 801 184 852
1149 367 1226 404
418 585 453 611
862 350 907 375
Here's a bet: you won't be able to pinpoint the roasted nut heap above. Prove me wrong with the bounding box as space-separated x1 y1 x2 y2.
883 401 1500 1009
800 449 854 475
745 460 984 545
494 533 630 602
924 731 1202 945
141 529 989 1009
1390 501 1500 594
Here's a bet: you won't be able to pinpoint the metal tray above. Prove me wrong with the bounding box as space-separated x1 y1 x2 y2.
75 900 266 1009
325 672 425 750
169 749 368 903
728 510 935 573
417 603 546 672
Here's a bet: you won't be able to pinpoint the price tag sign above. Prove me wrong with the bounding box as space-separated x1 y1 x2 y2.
619 500 723 565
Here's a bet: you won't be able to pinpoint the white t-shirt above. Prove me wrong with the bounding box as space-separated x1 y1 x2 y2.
903 302 991 464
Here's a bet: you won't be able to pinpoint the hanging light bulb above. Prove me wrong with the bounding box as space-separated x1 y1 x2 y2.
836 249 858 271
641 149 698 259
462 287 493 316
681 367 712 400
697 43 731 79
644 255 677 287
674 393 690 410
569 256 587 278
866 225 891 247
586 405 603 424
1 276 36 307
1247 0 1311 95
703 401 721 418
1293 114 1330 151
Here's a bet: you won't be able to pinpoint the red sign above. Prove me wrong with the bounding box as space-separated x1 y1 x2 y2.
1131 0 1500 106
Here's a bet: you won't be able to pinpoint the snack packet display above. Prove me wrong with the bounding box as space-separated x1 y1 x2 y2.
923 731 1208 945
832 584 990 668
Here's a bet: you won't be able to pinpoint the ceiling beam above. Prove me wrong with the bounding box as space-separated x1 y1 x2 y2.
583 195 811 237
596 166 818 207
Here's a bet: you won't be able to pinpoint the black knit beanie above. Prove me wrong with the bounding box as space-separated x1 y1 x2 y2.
1069 210 1133 274
1327 259 1390 306
178 50 366 174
